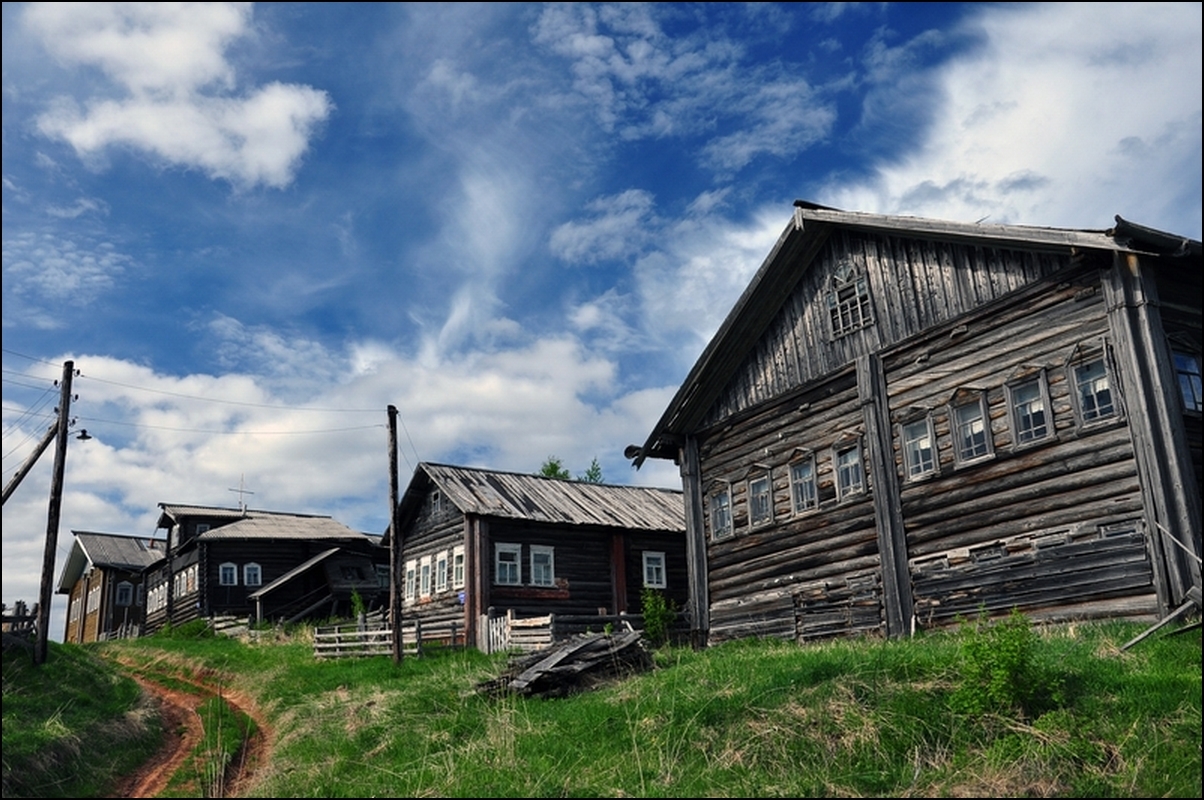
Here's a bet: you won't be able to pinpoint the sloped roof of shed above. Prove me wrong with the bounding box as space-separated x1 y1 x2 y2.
628 202 1202 467
387 462 685 543
56 531 164 593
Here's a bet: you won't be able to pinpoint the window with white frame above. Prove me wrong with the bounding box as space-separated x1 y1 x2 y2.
1173 350 1202 412
419 556 432 597
435 550 449 592
790 456 818 514
747 471 773 527
1072 358 1116 423
219 562 237 586
452 546 465 589
530 545 555 587
116 581 134 607
243 562 262 587
709 486 733 540
495 543 522 585
404 560 417 602
952 394 992 464
901 416 936 479
835 442 864 499
1008 375 1051 445
643 551 666 589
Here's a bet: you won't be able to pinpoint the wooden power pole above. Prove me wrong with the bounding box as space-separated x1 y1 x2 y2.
35 360 75 666
387 405 403 664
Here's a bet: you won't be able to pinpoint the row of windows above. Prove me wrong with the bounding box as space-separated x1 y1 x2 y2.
900 359 1117 481
710 440 865 540
404 546 466 603
406 544 670 600
219 562 261 587
707 356 1124 541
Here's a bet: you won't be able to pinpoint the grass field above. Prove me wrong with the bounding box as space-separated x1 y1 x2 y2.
3 613 1200 797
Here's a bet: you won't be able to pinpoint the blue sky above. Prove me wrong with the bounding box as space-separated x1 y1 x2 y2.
3 2 1201 640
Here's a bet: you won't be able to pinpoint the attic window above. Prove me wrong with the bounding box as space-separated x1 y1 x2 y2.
826 264 873 338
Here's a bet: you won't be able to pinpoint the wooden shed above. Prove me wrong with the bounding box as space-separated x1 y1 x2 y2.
629 202 1201 647
143 503 388 633
383 463 688 651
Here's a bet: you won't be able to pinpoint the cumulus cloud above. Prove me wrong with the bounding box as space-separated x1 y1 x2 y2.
24 2 332 189
823 3 1203 237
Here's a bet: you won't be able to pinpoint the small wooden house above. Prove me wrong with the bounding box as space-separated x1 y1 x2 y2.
57 531 163 642
143 503 387 633
383 463 688 650
629 202 1201 647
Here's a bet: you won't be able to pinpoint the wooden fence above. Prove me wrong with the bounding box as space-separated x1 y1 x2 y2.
312 615 464 659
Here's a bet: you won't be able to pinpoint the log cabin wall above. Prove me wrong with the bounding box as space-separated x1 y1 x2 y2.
620 530 691 615
698 366 885 643
1154 266 1203 500
398 493 470 633
484 519 617 617
881 263 1158 626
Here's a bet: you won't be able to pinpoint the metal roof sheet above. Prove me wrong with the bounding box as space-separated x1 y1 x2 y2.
392 463 685 539
196 514 373 542
56 531 164 593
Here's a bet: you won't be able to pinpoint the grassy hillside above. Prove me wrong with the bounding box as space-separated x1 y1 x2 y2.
4 614 1201 797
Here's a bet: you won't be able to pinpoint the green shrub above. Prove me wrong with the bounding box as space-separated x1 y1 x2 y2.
641 587 676 647
950 607 1064 719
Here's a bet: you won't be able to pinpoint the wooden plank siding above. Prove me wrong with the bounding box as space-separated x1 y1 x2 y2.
701 231 1072 429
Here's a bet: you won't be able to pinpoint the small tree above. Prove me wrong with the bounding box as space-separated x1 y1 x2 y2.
578 457 604 483
539 456 571 480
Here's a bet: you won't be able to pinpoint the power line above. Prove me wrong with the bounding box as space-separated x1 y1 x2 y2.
72 416 386 436
76 372 380 412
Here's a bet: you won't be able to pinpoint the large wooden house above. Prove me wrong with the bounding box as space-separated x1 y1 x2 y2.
629 202 1201 647
143 503 387 633
57 531 163 642
383 463 688 650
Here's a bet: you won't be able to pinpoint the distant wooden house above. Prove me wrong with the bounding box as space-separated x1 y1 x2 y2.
56 531 163 642
143 503 387 633
383 463 688 650
629 202 1201 647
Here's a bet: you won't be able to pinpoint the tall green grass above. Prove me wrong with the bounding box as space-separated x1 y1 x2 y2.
5 614 1200 798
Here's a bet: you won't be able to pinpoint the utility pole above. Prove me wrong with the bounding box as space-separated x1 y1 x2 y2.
35 360 75 666
387 405 403 664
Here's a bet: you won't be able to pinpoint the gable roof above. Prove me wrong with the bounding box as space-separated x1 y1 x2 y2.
628 201 1202 467
56 531 163 593
385 462 685 544
156 502 375 544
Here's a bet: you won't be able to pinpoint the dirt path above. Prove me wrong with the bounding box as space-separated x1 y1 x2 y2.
106 666 271 798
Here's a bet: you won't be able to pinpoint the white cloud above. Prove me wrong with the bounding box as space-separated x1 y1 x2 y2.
24 2 332 189
2 231 129 306
823 3 1203 237
549 189 657 264
532 3 835 172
